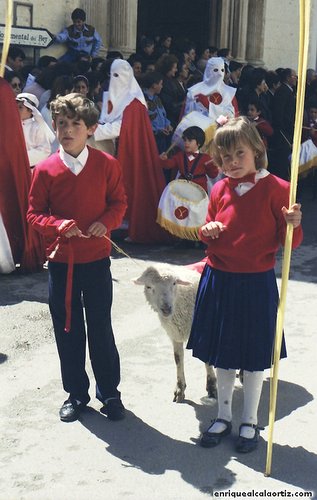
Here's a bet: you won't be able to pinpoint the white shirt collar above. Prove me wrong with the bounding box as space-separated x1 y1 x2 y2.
59 145 89 175
188 150 200 161
234 168 270 196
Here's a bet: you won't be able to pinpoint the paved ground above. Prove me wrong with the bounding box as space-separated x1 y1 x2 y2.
0 186 316 500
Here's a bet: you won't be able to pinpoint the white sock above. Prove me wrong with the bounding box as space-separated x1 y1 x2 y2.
207 368 235 433
240 370 264 439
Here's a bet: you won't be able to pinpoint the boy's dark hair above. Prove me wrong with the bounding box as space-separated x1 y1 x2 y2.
8 45 26 60
71 8 86 21
50 93 100 127
142 71 163 89
248 98 263 114
182 126 205 148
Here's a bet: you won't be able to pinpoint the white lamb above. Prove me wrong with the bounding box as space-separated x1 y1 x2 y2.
134 265 217 403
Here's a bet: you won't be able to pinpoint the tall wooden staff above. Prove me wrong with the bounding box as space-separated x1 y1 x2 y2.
0 0 13 78
265 0 310 476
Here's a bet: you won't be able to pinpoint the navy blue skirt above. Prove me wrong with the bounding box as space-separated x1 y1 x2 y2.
187 265 286 371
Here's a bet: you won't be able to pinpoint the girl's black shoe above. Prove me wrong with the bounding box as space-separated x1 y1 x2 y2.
235 423 264 453
200 418 232 448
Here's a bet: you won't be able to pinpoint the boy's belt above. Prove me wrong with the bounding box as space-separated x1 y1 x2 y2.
180 173 205 181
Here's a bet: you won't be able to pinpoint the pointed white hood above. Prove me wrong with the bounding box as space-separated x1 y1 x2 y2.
188 57 236 102
100 59 146 123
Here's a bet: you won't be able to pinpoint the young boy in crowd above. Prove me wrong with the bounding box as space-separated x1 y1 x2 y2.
16 92 54 168
247 99 273 149
142 71 173 154
54 8 102 63
27 93 127 423
159 126 218 192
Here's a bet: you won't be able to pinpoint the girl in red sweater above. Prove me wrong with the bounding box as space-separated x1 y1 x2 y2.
187 117 302 453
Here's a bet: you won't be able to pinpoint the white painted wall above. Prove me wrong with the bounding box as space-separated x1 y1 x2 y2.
308 0 317 71
263 0 317 71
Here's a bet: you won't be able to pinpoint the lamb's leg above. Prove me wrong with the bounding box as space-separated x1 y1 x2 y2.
205 363 217 399
172 340 186 403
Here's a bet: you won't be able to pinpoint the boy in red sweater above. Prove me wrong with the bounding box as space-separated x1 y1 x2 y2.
159 126 218 192
27 93 127 422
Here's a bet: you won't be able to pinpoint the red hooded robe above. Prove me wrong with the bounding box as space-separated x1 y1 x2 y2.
117 98 172 244
0 78 44 272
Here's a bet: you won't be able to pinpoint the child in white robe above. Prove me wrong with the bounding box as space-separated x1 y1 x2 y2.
16 92 55 168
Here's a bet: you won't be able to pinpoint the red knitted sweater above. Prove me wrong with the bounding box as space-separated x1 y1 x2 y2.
27 147 127 264
159 151 218 191
200 174 303 273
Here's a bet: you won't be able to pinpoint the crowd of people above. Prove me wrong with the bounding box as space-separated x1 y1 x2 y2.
3 11 317 181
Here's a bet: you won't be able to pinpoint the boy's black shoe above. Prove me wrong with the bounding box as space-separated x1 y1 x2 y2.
59 398 86 422
100 398 125 421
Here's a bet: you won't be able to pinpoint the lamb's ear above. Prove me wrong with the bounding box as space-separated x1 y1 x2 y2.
176 279 193 286
133 276 145 285
133 266 158 285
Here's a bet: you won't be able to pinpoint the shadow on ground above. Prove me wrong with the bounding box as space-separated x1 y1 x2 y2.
79 378 315 494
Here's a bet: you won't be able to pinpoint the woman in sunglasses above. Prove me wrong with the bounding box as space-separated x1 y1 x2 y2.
4 71 23 97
